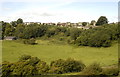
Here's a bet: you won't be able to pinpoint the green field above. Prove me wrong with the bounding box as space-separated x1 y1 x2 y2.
2 40 118 66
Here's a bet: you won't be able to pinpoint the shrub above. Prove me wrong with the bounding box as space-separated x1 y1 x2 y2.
36 61 49 75
27 57 40 66
19 54 31 61
63 58 85 73
46 29 55 37
49 58 85 74
70 28 81 40
82 63 102 75
2 61 13 76
2 55 49 76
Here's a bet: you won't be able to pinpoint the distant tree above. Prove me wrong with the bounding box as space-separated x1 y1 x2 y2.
90 20 96 25
17 18 23 24
14 24 25 38
70 28 82 40
46 29 55 37
1 21 6 39
96 16 108 26
82 22 87 26
11 21 17 27
4 23 15 36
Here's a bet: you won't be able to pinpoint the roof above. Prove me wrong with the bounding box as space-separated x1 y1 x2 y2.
5 36 16 39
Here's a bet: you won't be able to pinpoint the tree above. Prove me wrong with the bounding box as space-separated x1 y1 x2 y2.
96 16 108 26
70 28 82 40
17 18 23 24
82 22 87 26
4 23 15 36
90 20 96 26
11 21 17 27
14 24 25 38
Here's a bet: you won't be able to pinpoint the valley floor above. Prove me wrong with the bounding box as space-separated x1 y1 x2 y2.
2 40 118 67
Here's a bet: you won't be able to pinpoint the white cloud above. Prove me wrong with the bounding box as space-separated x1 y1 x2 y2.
0 0 118 23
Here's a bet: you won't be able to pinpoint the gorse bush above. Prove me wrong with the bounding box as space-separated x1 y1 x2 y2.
2 55 85 76
2 55 119 76
2 55 49 76
49 58 85 74
82 63 102 75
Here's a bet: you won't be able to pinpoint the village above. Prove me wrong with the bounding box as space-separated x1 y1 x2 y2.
24 21 97 29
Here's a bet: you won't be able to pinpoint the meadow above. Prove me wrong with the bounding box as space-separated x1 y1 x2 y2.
2 40 118 67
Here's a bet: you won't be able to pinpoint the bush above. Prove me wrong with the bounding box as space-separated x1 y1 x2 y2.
82 63 102 75
63 58 85 73
70 28 82 40
76 27 112 47
19 54 31 61
2 55 49 76
27 57 40 66
36 61 49 75
2 61 13 76
46 29 55 37
49 58 85 74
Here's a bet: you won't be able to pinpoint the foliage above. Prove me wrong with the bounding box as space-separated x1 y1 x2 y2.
19 54 31 61
90 20 96 25
4 23 15 36
82 63 102 75
49 58 85 74
2 55 85 76
16 18 23 24
10 21 17 27
27 57 40 66
46 29 56 37
82 22 87 26
70 28 82 40
2 18 119 47
14 24 25 38
96 16 108 26
2 61 13 76
2 55 118 76
2 55 49 76
75 24 119 47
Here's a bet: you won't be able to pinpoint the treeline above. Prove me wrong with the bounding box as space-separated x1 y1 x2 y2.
2 55 119 76
1 18 119 47
75 24 119 47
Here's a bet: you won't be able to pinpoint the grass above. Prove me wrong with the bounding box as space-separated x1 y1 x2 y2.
2 40 118 66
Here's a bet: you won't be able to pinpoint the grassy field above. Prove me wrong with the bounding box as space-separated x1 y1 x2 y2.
2 40 118 66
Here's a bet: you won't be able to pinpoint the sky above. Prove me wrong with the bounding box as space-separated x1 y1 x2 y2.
0 0 119 23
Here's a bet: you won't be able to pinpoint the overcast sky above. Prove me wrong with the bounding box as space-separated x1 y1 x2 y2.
0 0 118 23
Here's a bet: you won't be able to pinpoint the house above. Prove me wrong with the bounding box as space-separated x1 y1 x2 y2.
4 36 17 40
24 22 41 25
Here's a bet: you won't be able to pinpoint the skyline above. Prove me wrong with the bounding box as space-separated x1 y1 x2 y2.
0 0 118 23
